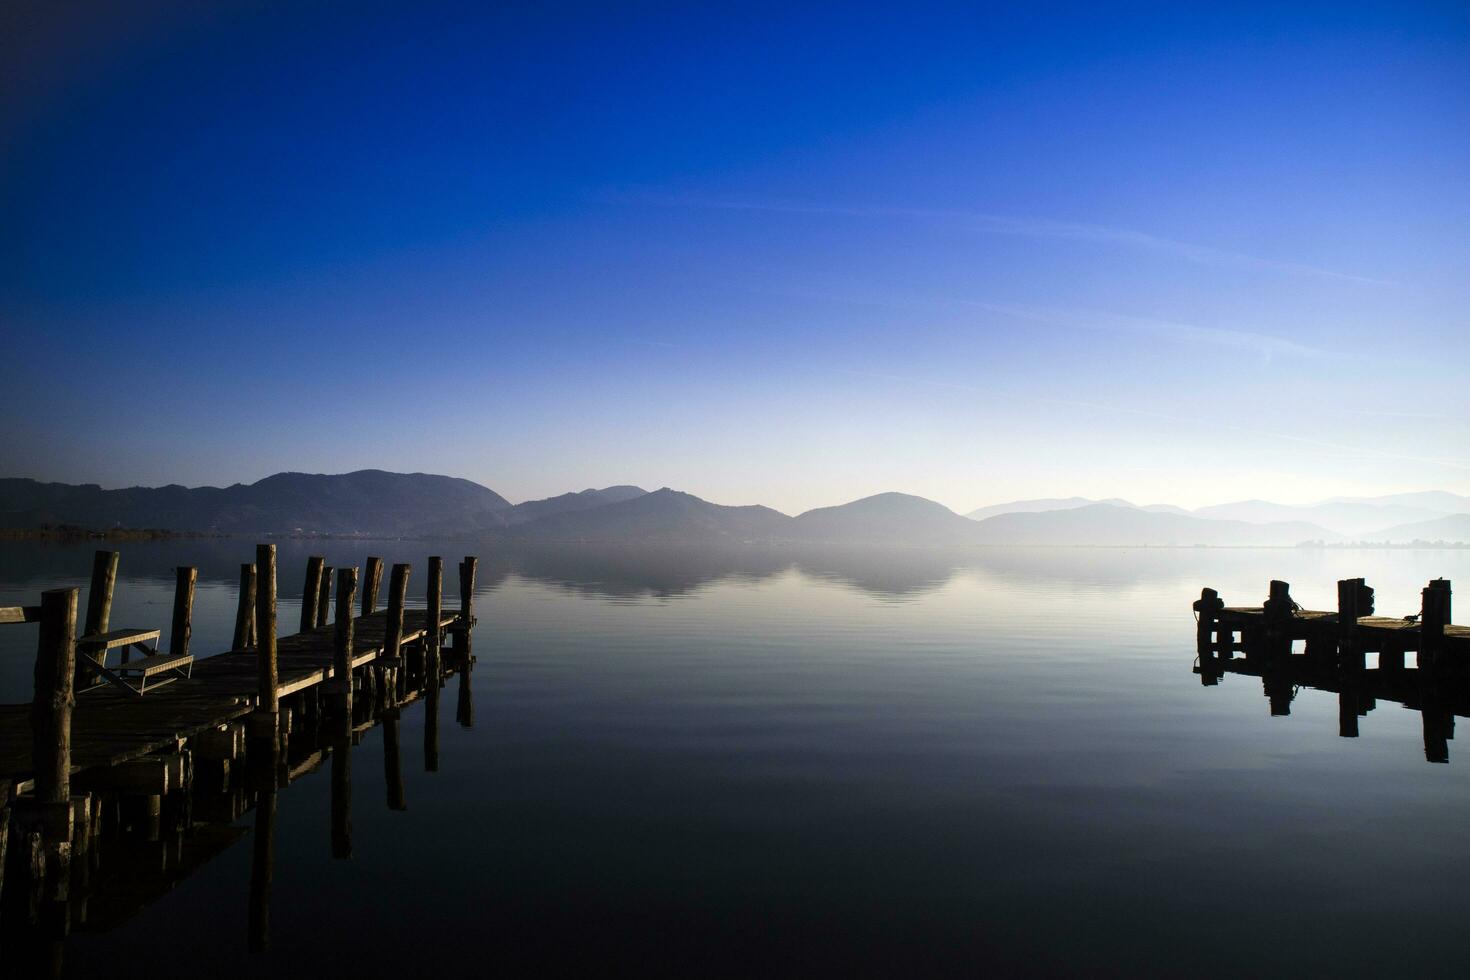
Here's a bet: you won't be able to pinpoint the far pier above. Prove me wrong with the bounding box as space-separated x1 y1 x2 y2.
1192 577 1468 761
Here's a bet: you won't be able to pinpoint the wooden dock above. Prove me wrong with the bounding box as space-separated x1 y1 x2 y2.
1 544 480 960
1192 576 1468 761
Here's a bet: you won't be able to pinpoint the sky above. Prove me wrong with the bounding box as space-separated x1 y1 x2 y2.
2 1 1467 515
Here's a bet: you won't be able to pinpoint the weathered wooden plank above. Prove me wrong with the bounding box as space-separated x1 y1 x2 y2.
0 605 42 625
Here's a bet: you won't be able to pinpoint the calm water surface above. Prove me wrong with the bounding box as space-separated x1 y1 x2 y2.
1 540 1467 977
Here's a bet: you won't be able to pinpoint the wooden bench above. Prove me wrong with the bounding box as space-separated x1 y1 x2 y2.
77 627 194 695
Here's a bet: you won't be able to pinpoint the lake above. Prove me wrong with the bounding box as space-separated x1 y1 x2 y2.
2 539 1467 977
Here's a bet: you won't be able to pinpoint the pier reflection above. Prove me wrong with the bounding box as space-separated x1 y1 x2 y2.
1193 578 1466 763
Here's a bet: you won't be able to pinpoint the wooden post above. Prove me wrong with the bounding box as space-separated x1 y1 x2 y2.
1193 587 1223 655
331 567 358 720
425 556 443 682
300 556 325 633
1380 637 1404 671
78 550 118 688
362 557 384 616
233 563 257 651
384 563 411 664
1420 579 1451 667
316 566 332 628
32 588 78 807
255 544 280 725
1337 578 1364 671
1261 580 1295 658
454 556 478 670
170 566 197 659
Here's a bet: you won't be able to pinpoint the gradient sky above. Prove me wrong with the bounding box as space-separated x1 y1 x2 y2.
2 2 1467 515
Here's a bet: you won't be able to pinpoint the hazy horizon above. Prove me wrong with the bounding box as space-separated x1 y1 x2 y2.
8 466 1470 520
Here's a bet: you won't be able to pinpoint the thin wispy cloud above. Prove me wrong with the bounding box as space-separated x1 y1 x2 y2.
966 301 1330 361
620 192 1396 286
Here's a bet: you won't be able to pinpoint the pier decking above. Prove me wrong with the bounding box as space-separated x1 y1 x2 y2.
0 608 458 786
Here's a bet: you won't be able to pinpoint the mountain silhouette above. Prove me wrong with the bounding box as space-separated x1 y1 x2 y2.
0 470 511 536
793 492 979 545
969 503 1337 546
506 488 792 543
1352 513 1470 544
502 486 648 525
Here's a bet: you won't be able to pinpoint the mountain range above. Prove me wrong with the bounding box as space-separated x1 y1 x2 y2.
2 471 1467 546
965 492 1470 537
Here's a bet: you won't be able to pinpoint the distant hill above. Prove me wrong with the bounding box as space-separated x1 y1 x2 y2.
966 497 1187 520
966 496 1122 520
502 486 647 525
970 503 1337 547
1353 513 1470 545
507 488 792 543
1321 491 1470 512
5 471 1464 546
0 471 511 536
1191 498 1456 535
795 492 980 545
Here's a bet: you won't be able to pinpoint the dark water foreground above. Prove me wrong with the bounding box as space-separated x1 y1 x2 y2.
2 540 1468 977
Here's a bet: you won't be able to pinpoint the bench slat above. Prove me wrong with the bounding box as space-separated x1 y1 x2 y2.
77 628 162 650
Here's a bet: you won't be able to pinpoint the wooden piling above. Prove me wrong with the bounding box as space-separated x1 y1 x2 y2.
233 563 257 651
78 550 118 688
362 557 384 616
330 567 358 721
1421 579 1451 667
384 563 411 665
425 556 443 682
316 566 332 629
1337 578 1369 671
170 566 197 660
1193 587 1223 655
32 588 78 807
300 556 325 634
255 544 280 724
455 556 478 670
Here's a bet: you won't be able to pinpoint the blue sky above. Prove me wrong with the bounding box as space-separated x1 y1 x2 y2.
2 2 1466 513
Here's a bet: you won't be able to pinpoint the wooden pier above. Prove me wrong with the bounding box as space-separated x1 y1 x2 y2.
1192 577 1469 761
0 546 480 965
